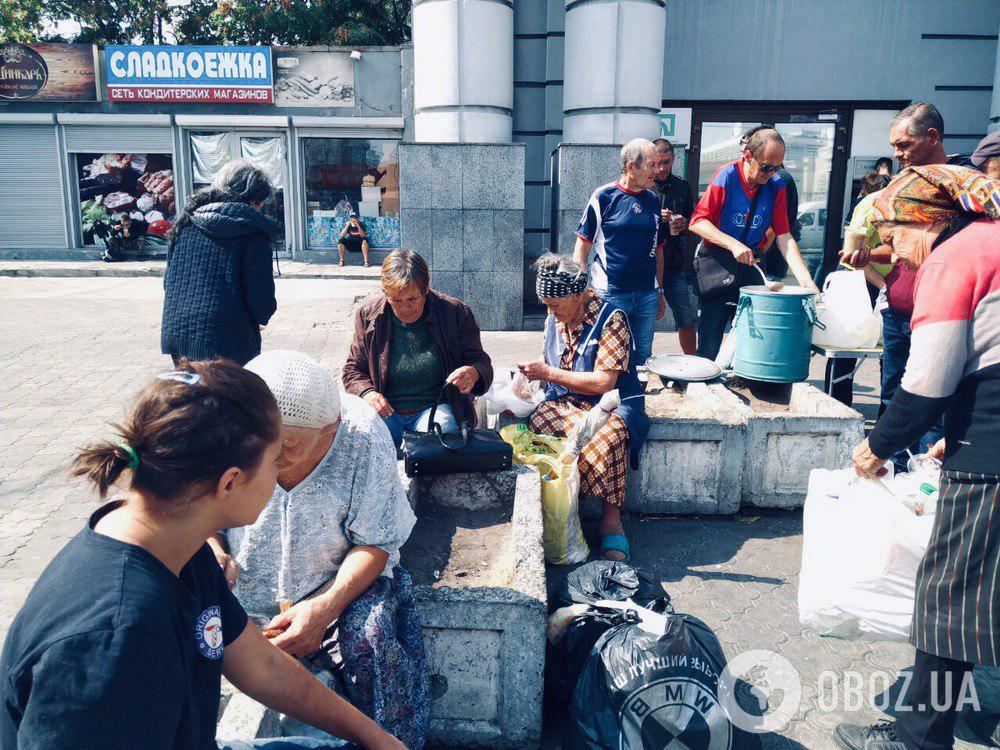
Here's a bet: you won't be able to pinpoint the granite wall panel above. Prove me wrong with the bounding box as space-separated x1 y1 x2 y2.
399 143 525 330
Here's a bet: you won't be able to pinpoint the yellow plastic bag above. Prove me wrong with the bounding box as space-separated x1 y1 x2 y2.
501 425 589 565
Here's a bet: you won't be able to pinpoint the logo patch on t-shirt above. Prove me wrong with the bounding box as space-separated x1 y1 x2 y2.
195 606 224 659
632 202 643 214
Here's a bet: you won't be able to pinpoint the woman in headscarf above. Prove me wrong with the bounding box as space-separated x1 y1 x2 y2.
835 164 1000 750
212 351 429 748
519 254 650 562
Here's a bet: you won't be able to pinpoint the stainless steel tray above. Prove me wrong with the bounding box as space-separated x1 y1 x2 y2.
645 354 723 383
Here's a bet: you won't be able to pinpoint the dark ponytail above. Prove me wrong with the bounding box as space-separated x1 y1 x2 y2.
72 359 281 501
72 442 143 499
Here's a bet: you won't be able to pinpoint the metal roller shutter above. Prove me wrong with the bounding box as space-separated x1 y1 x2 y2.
64 125 174 154
0 126 67 249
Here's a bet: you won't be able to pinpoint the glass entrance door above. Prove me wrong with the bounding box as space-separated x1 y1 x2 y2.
188 130 290 254
692 115 841 277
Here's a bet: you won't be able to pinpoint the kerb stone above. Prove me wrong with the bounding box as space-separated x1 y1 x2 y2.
403 465 546 748
626 381 750 515
741 383 865 508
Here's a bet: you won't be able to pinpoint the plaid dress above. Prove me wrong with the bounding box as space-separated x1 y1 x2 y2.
529 293 633 507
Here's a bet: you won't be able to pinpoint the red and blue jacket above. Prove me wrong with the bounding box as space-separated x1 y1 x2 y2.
690 160 790 253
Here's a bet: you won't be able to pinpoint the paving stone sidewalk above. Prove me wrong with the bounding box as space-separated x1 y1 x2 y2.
0 258 380 280
1 276 993 749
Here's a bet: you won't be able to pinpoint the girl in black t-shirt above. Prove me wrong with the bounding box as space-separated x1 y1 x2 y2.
0 360 404 750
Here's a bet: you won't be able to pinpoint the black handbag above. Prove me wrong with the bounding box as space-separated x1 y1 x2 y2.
401 385 513 477
693 186 762 300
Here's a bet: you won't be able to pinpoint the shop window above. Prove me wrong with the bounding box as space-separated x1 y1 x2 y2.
189 131 287 252
190 133 231 184
76 152 175 252
302 137 400 250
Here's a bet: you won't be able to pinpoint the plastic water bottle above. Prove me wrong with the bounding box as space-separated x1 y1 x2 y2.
915 482 938 516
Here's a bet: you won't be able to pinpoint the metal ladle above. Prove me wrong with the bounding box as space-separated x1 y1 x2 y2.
754 263 783 292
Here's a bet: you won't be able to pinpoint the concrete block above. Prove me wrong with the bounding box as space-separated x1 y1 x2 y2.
462 209 495 271
464 271 523 330
513 38 547 89
556 144 620 210
401 465 546 748
494 209 524 272
431 270 464 301
399 144 464 210
400 207 434 261
739 382 865 509
463 144 525 210
554 209 581 256
430 208 463 272
513 87 546 132
626 381 750 515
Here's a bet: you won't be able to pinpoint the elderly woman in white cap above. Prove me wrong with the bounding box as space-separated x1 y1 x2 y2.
207 350 428 749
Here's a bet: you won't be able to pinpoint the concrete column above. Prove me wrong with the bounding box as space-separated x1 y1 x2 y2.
562 0 666 144
412 0 514 142
991 24 1000 132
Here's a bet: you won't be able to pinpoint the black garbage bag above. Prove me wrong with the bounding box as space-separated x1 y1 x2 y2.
566 606 763 750
547 561 672 708
554 560 672 611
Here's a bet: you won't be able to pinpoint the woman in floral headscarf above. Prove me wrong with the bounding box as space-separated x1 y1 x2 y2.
836 164 1000 750
844 165 1000 470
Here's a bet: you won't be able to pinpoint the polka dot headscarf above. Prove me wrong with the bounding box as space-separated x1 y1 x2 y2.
536 264 587 299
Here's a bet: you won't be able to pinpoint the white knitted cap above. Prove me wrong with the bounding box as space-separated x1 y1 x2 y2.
245 350 341 428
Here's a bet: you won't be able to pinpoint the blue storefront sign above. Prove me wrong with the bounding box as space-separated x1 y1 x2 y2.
105 45 273 103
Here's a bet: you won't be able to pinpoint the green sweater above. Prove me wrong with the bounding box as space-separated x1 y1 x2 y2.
383 312 446 413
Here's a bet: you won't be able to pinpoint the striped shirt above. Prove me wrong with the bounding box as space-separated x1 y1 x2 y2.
869 219 1000 474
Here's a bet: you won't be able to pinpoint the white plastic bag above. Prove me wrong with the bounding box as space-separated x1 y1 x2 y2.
562 390 621 457
798 467 936 642
484 370 545 417
715 332 737 369
813 270 881 349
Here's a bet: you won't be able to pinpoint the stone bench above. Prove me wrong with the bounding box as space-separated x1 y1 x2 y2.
629 378 863 513
217 464 547 749
494 378 863 516
400 465 546 747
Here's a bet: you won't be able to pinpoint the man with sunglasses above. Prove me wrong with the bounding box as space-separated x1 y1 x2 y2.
689 126 820 359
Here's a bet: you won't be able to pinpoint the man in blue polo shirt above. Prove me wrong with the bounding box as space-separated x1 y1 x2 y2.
573 138 665 369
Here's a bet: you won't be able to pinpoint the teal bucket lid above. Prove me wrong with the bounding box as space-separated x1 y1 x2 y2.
740 285 816 297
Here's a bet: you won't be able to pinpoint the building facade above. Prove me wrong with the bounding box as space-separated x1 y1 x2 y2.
1 0 999 329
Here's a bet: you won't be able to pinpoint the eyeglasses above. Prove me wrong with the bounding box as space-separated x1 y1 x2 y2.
753 155 783 174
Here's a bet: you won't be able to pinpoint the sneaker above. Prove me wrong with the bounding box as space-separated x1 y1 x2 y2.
835 720 905 750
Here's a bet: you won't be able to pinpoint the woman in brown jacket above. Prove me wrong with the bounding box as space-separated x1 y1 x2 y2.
342 249 494 447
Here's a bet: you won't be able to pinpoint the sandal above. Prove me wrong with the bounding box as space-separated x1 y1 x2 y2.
600 532 630 562
364 262 371 268
338 260 345 267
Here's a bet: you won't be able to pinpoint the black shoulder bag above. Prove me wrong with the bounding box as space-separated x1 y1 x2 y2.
401 384 513 477
693 186 763 300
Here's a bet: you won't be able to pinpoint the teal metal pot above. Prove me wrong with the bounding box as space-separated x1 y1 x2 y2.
731 285 820 383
